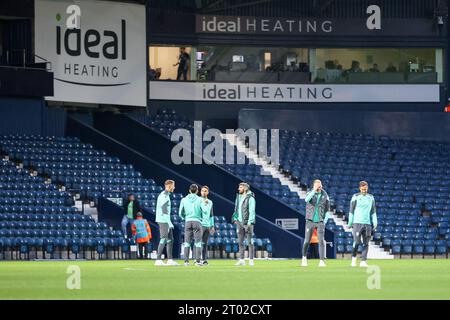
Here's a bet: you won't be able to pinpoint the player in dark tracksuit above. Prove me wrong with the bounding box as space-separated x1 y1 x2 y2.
232 182 256 266
302 179 331 267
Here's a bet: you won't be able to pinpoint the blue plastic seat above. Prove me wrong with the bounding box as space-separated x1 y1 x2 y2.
402 244 413 255
424 240 435 255
265 239 272 253
43 238 55 256
436 245 447 255
96 239 107 255
413 240 424 255
382 238 392 247
224 238 232 254
391 244 401 255
231 239 239 253
214 237 223 249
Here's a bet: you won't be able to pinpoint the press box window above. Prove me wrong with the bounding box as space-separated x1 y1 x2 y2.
312 48 444 84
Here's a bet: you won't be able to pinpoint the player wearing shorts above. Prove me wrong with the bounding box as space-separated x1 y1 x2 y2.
232 182 256 266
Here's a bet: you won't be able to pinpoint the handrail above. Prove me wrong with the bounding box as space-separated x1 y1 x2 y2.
1 50 51 71
34 54 52 71
0 65 51 72
34 54 49 62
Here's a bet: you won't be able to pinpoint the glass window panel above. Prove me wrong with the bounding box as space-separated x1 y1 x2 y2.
149 45 443 84
313 48 443 84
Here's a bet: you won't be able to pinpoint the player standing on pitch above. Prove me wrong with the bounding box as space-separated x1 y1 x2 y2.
302 179 331 267
232 182 256 266
155 180 179 266
179 184 204 266
200 186 214 265
348 181 378 268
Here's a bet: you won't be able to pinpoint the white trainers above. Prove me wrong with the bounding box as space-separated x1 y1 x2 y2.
360 260 369 268
235 259 245 266
301 257 308 267
184 261 189 266
154 260 165 266
248 259 254 266
194 261 203 267
318 260 326 267
351 257 357 267
166 259 180 266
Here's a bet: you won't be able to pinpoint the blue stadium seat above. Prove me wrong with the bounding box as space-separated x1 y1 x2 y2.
265 239 272 254
413 240 424 256
402 242 413 256
224 239 232 254
436 244 447 255
231 239 239 253
424 240 436 255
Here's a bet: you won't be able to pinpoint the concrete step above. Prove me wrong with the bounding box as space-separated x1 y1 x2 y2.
329 208 394 259
75 200 98 222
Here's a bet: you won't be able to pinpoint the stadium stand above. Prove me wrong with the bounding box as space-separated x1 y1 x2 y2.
0 152 121 260
277 130 450 259
0 134 273 260
130 108 450 259
0 111 447 260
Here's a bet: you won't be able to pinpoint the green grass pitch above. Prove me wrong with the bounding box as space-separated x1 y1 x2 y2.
0 259 449 300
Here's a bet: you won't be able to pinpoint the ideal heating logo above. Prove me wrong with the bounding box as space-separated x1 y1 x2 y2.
198 5 382 35
199 16 333 34
202 84 333 101
54 4 129 87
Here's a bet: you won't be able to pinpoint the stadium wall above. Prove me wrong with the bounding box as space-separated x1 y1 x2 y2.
148 98 447 131
238 109 450 142
0 97 66 136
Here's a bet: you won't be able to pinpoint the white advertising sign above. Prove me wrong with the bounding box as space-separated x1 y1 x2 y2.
107 197 123 207
275 218 299 230
35 0 146 106
149 81 440 103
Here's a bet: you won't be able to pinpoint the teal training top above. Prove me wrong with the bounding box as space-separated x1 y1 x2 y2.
233 192 256 225
312 192 322 223
155 191 173 228
179 193 203 223
200 198 214 228
348 193 377 227
304 190 331 224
